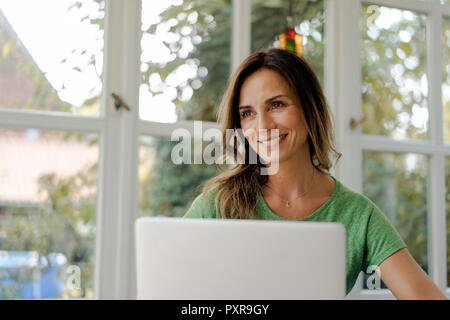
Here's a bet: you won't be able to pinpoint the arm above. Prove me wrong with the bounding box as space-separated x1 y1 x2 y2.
378 248 447 300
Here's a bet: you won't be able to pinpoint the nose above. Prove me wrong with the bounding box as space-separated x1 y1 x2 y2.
256 111 277 136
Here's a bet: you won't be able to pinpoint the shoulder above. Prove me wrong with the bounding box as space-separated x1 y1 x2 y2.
333 178 377 215
183 185 220 219
333 178 400 232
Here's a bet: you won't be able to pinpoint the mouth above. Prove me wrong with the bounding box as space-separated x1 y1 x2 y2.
258 134 288 147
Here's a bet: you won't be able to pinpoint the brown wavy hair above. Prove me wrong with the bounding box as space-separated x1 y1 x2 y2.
202 48 340 219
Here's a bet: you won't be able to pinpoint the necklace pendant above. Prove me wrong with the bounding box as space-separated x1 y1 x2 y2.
285 201 290 207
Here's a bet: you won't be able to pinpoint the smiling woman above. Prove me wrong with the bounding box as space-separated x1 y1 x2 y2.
196 48 339 220
183 48 447 299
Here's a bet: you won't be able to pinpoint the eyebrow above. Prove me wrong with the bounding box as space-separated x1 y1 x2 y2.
238 94 289 109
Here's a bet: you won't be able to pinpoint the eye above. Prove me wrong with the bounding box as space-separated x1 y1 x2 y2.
240 110 253 119
270 101 286 109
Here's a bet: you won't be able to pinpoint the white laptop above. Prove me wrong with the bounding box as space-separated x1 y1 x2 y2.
135 217 346 300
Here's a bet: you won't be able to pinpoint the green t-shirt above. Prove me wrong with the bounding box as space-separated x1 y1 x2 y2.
183 177 407 295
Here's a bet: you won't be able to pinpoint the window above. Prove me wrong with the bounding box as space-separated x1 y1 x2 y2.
351 0 449 295
137 0 231 220
0 0 104 115
362 152 429 289
138 135 219 218
360 3 430 291
0 128 98 299
251 0 325 84
139 0 231 123
361 4 428 140
0 0 103 299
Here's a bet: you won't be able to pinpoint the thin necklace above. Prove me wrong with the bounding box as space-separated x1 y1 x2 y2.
264 169 315 208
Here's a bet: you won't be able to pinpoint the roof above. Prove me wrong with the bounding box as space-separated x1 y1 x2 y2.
0 8 65 111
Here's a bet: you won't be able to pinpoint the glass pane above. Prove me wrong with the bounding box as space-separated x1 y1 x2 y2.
251 0 324 85
139 0 231 123
446 157 450 287
0 0 104 115
443 17 450 142
361 5 428 139
139 135 220 217
0 128 98 299
362 152 429 290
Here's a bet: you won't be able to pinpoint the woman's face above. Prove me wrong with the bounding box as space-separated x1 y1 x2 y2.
238 68 309 166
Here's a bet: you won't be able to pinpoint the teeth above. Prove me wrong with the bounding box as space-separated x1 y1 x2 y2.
260 137 280 146
259 134 286 146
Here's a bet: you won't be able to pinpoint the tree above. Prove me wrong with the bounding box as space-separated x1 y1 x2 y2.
361 5 428 140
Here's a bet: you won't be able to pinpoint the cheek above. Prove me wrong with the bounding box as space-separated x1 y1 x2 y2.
240 121 255 138
242 127 258 148
285 111 306 133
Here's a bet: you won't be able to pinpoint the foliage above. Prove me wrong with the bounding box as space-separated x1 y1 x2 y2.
361 5 428 140
363 153 428 270
0 160 97 298
251 0 324 85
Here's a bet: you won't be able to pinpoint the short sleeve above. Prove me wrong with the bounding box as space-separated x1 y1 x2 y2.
363 205 407 271
183 191 218 219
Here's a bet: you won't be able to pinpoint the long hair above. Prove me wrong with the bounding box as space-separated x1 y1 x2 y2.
202 48 340 219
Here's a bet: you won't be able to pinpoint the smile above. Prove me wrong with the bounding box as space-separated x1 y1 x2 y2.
258 134 288 147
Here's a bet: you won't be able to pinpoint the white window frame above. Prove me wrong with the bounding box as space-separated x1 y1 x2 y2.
0 0 449 300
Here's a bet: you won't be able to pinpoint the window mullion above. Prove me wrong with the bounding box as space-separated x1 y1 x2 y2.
330 0 362 193
427 0 447 291
94 0 141 300
115 0 142 300
232 0 251 72
328 0 364 298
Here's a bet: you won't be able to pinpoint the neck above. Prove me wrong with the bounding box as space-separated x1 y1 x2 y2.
264 151 318 200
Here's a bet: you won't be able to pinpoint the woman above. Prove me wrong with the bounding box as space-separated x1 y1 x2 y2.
183 48 446 299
